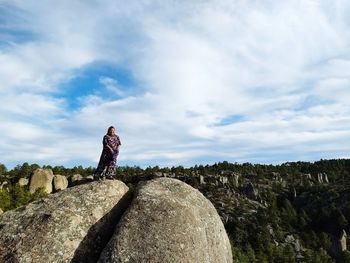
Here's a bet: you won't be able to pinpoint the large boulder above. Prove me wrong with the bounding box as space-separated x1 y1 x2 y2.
99 178 232 263
53 174 68 191
0 180 130 263
29 168 54 193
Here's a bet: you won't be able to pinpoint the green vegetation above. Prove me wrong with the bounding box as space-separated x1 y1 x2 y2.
0 159 349 262
0 185 47 212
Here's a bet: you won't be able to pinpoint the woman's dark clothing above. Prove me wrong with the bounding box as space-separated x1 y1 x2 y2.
95 134 121 179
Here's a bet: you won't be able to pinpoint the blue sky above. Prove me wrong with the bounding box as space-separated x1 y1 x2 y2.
0 0 349 169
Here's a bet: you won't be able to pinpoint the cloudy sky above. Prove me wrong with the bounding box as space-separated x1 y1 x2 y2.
0 0 349 169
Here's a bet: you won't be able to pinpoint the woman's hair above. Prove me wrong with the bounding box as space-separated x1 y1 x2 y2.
107 126 115 134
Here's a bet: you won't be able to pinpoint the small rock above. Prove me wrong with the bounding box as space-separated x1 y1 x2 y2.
71 174 83 183
18 178 29 187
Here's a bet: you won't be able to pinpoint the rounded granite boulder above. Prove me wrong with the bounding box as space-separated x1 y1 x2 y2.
98 177 232 263
53 174 69 191
29 168 54 193
0 180 130 263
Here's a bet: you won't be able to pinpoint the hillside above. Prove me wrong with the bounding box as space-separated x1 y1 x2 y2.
0 159 350 262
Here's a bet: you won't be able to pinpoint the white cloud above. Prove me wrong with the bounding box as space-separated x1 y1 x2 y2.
0 0 350 168
99 77 125 97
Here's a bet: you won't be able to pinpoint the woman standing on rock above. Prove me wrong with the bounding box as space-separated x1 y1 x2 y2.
94 126 121 180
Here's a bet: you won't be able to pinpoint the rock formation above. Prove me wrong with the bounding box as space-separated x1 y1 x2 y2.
200 174 205 184
29 168 54 193
70 174 83 185
284 234 302 253
98 178 232 263
324 173 329 183
0 177 232 263
340 229 347 252
0 180 130 263
219 175 228 185
53 174 69 191
330 229 348 260
232 173 240 187
18 178 29 187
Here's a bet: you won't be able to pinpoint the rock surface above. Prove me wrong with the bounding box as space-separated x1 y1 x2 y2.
29 168 54 193
71 174 83 182
53 174 68 191
18 178 29 187
98 177 232 263
0 180 130 263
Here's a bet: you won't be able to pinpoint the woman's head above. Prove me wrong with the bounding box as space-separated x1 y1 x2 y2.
107 126 115 136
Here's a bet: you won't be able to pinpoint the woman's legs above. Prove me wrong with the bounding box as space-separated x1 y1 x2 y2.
105 165 116 179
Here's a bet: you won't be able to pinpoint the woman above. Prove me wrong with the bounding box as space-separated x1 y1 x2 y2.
94 126 121 180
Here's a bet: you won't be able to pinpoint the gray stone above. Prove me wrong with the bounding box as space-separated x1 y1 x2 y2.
285 234 295 243
284 234 303 253
323 173 329 183
53 175 68 191
233 173 240 187
340 229 347 252
294 239 302 252
99 178 232 263
219 176 228 185
0 180 130 263
71 174 83 183
18 178 29 187
200 174 205 184
29 168 54 193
